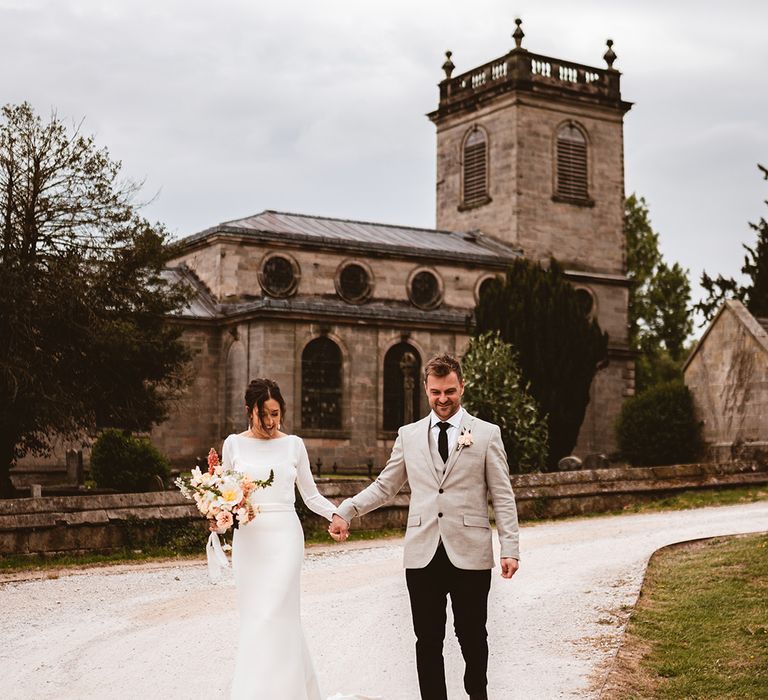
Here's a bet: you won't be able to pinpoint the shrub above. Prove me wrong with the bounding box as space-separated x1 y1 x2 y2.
462 331 548 473
616 381 703 466
90 428 171 491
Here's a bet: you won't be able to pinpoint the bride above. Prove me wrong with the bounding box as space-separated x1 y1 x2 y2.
218 378 377 700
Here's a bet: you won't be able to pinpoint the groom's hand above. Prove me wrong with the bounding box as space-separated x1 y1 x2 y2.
328 514 350 542
500 558 519 579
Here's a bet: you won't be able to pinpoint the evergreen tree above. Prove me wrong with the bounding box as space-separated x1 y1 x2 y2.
696 164 768 321
474 258 608 469
0 103 191 497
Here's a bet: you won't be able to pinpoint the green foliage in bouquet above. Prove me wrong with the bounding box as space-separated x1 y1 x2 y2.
616 381 703 466
462 331 548 473
91 428 171 491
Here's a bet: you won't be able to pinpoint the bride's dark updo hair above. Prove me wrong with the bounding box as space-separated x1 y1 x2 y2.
245 378 287 430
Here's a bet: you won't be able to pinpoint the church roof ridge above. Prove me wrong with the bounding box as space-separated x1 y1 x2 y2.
220 208 466 237
179 209 521 263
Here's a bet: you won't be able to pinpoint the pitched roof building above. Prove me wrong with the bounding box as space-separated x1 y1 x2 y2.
684 300 768 462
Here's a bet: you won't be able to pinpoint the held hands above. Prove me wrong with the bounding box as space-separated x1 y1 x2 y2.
328 514 350 542
500 557 519 579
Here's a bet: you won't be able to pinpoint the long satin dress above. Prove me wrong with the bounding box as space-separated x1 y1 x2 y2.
223 433 337 700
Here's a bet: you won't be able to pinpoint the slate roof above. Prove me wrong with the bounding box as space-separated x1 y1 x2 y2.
178 210 519 264
161 267 218 319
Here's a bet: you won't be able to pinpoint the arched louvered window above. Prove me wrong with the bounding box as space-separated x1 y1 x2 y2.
383 343 422 431
462 127 489 207
301 337 342 429
556 123 589 201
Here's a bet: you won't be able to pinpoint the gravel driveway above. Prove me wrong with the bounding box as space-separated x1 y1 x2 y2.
3 501 767 700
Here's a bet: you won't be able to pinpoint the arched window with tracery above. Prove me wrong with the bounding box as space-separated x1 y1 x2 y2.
383 343 422 431
555 123 589 202
462 126 489 208
301 337 342 430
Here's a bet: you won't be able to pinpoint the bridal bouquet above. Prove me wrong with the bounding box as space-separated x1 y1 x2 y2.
175 448 274 581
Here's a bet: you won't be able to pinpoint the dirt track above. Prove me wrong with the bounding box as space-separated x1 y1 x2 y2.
2 501 767 699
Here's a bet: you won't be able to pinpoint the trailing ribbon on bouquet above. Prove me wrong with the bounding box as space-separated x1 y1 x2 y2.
206 531 230 583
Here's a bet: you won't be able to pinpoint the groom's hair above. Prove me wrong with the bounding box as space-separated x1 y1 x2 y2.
423 353 463 383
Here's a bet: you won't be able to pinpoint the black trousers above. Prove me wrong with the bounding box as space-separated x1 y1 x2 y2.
405 542 492 700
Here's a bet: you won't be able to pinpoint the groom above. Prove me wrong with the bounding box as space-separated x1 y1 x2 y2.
332 353 519 700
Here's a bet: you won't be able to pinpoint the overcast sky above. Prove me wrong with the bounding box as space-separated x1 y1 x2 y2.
3 0 767 331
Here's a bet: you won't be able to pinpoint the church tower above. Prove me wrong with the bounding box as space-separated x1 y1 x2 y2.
428 19 634 455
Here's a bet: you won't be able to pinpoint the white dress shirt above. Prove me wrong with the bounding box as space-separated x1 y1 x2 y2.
429 406 464 458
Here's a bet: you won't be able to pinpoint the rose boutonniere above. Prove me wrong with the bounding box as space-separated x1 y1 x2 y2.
457 430 473 449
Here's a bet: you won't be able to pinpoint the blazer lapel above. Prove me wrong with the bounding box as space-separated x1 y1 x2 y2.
440 412 475 484
417 416 442 486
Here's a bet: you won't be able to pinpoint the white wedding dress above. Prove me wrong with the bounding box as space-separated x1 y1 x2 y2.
222 433 378 700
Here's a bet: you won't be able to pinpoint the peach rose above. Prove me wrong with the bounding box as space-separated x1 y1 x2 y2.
216 510 234 531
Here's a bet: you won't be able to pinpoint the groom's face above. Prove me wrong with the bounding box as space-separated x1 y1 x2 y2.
425 371 464 421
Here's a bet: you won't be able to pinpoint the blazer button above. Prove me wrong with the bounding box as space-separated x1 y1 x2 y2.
438 488 444 494
438 512 443 517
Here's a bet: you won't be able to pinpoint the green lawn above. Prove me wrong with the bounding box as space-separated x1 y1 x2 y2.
609 484 768 515
605 532 768 699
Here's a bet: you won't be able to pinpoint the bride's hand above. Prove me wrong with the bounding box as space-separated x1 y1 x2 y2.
328 514 349 542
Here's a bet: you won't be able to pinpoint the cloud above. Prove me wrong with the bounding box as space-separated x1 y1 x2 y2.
2 0 767 312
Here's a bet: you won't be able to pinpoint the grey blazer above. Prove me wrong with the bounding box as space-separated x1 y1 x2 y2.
336 411 519 569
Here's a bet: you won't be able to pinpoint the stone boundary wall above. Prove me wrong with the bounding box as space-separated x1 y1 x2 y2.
1 461 767 556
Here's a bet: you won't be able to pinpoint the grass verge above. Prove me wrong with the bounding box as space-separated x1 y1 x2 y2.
603 532 768 699
609 484 768 516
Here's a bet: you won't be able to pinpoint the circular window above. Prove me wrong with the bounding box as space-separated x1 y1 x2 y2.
575 288 595 316
408 269 442 309
259 254 299 298
336 262 373 304
476 275 500 303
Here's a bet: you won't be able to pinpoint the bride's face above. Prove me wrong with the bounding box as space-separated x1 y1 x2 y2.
250 398 282 438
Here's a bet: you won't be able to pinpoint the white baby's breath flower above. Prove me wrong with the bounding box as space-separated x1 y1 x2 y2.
189 466 203 486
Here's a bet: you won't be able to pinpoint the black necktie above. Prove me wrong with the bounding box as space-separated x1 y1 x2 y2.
437 422 450 463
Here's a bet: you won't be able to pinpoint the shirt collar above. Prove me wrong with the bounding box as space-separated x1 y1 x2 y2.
430 406 465 430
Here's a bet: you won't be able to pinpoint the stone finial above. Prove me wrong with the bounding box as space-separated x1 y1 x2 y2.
603 39 617 69
442 50 455 80
512 18 525 49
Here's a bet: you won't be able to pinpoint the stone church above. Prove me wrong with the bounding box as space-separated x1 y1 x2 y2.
153 21 634 471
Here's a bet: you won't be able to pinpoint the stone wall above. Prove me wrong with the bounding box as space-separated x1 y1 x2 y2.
3 462 766 556
149 317 473 471
174 237 500 310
